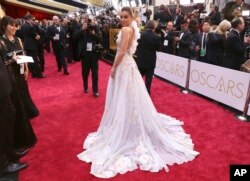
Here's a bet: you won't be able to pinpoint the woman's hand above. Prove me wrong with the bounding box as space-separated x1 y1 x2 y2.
12 52 17 61
111 67 116 79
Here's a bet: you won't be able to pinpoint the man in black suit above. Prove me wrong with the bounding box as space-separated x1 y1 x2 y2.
34 20 46 73
47 16 69 75
173 8 184 31
161 21 175 55
224 17 250 70
75 22 102 97
0 47 27 174
175 20 191 58
22 15 45 78
136 20 161 95
198 21 218 64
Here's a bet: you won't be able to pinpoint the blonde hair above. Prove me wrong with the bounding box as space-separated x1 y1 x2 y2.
214 20 231 36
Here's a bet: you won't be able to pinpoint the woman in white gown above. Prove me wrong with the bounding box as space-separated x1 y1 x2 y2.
77 7 199 178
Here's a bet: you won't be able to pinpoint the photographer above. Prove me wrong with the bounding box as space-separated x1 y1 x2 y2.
161 21 175 55
229 0 249 21
75 22 102 97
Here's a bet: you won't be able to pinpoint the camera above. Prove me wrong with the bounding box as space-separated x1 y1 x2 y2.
6 50 23 58
94 43 105 53
86 24 96 32
5 50 23 65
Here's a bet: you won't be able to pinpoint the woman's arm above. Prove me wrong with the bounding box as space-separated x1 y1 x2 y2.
111 27 133 78
24 63 29 80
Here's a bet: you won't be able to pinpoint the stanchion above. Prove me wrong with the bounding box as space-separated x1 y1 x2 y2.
181 59 191 94
235 80 250 122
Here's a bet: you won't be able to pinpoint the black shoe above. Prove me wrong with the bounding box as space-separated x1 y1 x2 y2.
64 70 69 75
93 92 99 97
63 68 69 75
58 68 62 72
0 178 14 181
84 89 88 93
14 148 30 158
0 163 27 174
36 74 46 78
68 60 75 64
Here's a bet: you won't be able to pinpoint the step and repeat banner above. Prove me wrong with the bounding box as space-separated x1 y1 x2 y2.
155 52 189 87
155 52 250 113
189 61 250 111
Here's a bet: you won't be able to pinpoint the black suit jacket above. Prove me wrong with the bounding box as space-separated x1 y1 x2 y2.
161 31 175 54
21 22 37 51
176 30 191 58
198 32 218 64
223 29 246 70
74 28 102 58
173 14 183 31
136 30 161 69
0 49 11 98
47 24 67 51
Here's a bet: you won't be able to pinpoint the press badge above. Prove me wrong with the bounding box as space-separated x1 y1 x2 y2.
200 48 206 57
54 33 59 40
86 42 93 51
20 63 25 74
164 40 169 46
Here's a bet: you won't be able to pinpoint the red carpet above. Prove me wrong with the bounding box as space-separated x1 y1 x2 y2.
20 52 250 181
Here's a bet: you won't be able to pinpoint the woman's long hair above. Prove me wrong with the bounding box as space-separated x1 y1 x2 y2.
214 20 231 37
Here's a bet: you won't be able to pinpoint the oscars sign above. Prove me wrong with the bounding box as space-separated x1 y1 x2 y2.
189 60 250 111
155 52 189 87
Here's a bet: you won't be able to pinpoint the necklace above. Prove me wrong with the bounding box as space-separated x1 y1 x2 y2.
3 34 15 43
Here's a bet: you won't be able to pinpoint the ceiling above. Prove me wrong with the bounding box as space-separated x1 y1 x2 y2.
2 0 103 15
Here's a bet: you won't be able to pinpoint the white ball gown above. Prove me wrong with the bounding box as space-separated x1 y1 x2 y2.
77 21 199 178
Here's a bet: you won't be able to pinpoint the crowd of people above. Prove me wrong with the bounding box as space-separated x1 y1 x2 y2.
151 4 250 71
2 1 249 96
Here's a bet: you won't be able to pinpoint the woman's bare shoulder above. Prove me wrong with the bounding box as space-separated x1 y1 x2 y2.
121 26 133 34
